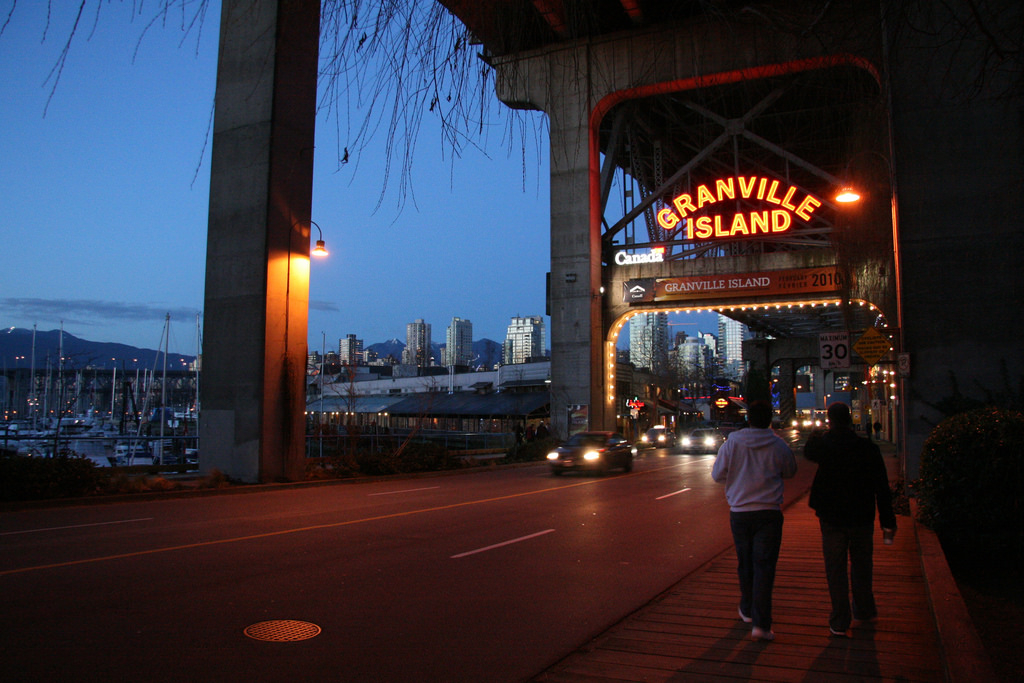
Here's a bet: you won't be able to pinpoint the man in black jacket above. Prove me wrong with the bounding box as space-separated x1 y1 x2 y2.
804 402 897 637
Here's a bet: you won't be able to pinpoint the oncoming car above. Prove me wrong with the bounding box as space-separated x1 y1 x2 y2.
547 431 635 475
677 427 726 454
639 425 674 449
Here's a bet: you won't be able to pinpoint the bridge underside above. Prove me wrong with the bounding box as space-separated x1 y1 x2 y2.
441 0 1024 481
468 3 898 435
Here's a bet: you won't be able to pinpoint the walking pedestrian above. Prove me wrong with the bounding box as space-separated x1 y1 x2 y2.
711 400 797 641
805 402 897 637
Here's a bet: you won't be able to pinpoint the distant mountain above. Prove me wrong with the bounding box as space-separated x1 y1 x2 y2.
473 339 503 368
365 338 405 363
0 327 195 371
0 327 506 373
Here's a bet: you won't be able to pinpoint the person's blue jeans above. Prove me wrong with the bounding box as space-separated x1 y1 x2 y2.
729 510 784 630
819 520 877 631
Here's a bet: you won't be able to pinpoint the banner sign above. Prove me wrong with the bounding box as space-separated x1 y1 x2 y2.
622 266 844 303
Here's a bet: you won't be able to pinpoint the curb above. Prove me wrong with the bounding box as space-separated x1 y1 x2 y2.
912 500 999 683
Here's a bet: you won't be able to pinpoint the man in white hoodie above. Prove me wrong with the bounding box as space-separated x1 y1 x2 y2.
712 400 797 641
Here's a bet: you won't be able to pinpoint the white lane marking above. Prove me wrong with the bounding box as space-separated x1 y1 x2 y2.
451 529 556 559
0 518 154 536
368 486 441 497
656 487 692 500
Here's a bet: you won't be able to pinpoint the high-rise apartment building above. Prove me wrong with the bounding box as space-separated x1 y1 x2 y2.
338 334 363 366
402 319 432 367
672 333 715 392
503 316 545 365
717 314 751 380
629 312 669 372
444 317 473 367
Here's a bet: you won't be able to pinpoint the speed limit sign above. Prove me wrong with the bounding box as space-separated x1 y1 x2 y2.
819 331 851 369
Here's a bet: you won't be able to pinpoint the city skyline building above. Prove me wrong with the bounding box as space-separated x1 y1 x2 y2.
502 315 546 365
629 312 669 373
717 314 752 380
339 333 363 366
444 317 473 367
672 333 716 396
402 319 432 367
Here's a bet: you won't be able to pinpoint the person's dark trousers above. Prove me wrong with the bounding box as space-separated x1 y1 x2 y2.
819 519 877 631
729 510 784 630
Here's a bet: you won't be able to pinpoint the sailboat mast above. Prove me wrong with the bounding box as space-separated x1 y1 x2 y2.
29 324 36 428
160 313 168 446
194 313 201 436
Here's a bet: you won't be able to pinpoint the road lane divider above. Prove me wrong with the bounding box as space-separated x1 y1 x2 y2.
0 518 154 536
656 487 692 500
368 486 441 496
450 529 556 559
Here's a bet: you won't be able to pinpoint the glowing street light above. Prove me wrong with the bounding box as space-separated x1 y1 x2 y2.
834 186 861 203
310 220 329 257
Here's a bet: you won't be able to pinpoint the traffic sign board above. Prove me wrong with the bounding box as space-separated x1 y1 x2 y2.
854 328 892 366
819 331 850 369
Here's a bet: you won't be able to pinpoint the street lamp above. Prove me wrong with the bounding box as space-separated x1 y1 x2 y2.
833 150 890 204
310 220 328 257
835 186 861 203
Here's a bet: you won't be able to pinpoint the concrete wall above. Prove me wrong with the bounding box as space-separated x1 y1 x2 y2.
885 1 1024 479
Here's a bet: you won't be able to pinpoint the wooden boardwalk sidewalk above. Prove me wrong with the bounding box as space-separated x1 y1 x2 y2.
535 494 946 682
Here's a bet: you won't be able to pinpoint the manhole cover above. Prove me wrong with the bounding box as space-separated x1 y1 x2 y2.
244 620 321 642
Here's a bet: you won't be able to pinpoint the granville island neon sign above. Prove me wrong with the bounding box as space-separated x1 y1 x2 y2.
656 175 822 240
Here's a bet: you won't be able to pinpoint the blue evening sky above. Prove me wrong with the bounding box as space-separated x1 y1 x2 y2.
0 1 718 356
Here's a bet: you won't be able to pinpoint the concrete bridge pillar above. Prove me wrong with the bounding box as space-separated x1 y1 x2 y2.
200 0 320 482
496 50 604 439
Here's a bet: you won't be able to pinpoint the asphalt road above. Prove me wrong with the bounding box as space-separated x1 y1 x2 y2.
0 442 815 683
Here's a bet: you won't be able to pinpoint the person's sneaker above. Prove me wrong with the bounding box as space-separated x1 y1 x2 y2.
751 626 775 641
829 627 848 637
738 607 752 623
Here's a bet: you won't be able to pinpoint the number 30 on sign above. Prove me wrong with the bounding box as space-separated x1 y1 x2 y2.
819 332 850 369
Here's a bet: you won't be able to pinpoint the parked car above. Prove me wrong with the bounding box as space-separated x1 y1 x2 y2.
639 425 674 449
547 431 635 475
677 427 726 454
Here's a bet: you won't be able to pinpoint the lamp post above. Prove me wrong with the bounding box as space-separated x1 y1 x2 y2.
834 148 905 476
310 220 329 257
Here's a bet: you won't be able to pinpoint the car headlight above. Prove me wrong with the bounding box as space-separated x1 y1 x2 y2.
641 435 649 443
703 436 715 447
657 434 666 443
583 450 601 461
791 419 799 427
681 437 692 446
547 452 559 460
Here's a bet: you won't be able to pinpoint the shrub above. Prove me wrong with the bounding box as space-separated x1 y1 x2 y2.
507 436 557 463
916 407 1024 567
0 454 104 501
356 440 454 475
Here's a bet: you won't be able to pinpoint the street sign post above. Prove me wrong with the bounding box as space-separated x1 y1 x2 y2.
854 328 893 366
819 331 851 369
